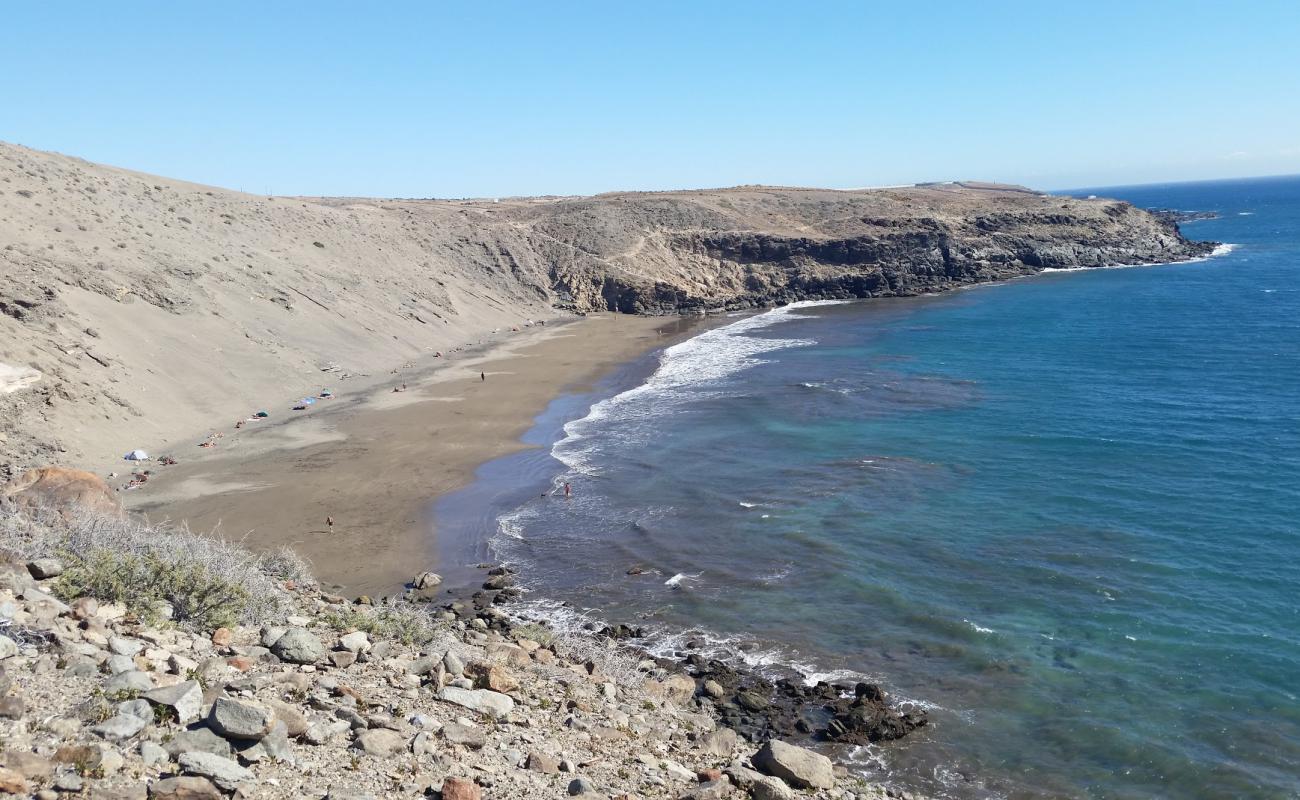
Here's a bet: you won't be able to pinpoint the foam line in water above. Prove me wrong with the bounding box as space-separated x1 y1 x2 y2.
1041 243 1236 273
502 593 949 713
553 301 848 474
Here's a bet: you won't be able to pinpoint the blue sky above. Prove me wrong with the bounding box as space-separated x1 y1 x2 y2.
2 1 1297 197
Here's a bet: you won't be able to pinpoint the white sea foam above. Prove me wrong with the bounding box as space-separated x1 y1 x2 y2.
964 619 996 634
1041 243 1238 274
553 301 847 474
664 571 701 587
503 592 951 716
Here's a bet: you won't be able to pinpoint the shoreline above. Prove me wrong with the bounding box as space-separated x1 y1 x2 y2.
122 313 709 597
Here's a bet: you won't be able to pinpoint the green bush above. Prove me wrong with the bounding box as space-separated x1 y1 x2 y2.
55 550 251 630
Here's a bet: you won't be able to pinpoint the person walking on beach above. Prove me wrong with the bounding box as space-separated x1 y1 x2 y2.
480 371 485 382
326 515 335 532
564 481 572 498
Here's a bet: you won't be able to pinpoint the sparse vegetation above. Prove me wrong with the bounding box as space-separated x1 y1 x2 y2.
319 602 447 646
510 621 556 646
0 505 309 630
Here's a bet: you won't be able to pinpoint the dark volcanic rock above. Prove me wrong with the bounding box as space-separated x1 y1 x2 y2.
688 659 926 745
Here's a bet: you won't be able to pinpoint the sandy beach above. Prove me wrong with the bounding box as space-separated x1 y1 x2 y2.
123 313 703 598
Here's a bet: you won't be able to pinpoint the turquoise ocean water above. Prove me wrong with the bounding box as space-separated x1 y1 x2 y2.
438 176 1300 798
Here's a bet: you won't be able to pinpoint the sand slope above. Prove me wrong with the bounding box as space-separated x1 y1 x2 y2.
0 143 555 471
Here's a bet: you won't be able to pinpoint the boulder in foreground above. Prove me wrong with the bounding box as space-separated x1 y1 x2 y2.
752 739 835 789
1 467 121 517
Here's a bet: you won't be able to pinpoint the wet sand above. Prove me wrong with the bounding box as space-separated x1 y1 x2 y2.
125 314 703 597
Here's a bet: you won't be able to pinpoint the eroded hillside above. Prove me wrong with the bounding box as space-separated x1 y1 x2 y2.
0 143 1213 471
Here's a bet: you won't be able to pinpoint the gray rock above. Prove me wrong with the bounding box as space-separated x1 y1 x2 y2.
18 587 69 615
336 707 367 729
178 751 253 791
164 727 235 759
266 700 309 738
406 655 440 676
269 627 325 664
411 731 437 756
105 654 137 675
409 713 438 730
338 631 370 653
237 720 294 763
90 712 148 740
108 636 145 657
328 650 357 669
148 776 223 799
440 722 487 749
442 650 465 677
436 686 514 719
526 751 560 773
413 571 442 590
26 559 64 579
681 780 734 800
104 670 153 695
752 739 834 790
64 655 98 677
304 719 351 746
140 741 169 766
54 773 83 792
568 777 597 795
144 680 203 724
0 635 20 659
751 776 795 800
207 697 275 740
699 726 738 757
259 626 288 648
352 728 407 757
118 698 154 720
726 766 793 800
0 694 24 719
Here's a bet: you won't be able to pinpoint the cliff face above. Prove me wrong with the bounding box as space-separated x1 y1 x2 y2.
501 183 1214 313
0 144 1213 470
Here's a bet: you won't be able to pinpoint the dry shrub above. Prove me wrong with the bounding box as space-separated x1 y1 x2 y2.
320 602 449 647
0 504 304 631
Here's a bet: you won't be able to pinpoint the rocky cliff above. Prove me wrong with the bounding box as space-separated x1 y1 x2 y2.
0 143 1214 470
507 182 1215 314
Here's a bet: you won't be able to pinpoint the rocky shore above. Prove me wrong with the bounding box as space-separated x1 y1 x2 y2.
0 481 923 800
